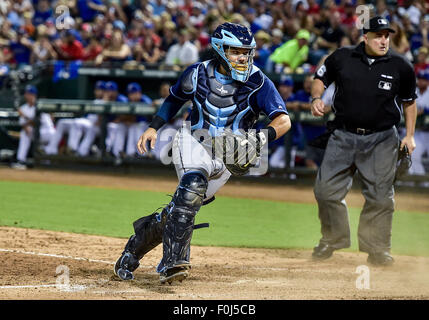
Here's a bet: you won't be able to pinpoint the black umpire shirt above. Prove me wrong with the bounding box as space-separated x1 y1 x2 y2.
314 42 417 131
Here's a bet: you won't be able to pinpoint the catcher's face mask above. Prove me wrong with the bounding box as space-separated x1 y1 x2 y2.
224 46 255 74
211 23 256 82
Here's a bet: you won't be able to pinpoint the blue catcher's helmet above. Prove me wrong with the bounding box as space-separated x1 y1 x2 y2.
211 22 256 83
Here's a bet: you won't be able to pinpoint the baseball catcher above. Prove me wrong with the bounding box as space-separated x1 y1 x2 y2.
114 22 291 284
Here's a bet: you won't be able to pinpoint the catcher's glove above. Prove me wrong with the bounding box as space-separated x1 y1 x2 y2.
395 145 412 181
213 130 267 176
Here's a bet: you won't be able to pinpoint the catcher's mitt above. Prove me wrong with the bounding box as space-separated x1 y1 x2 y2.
213 130 267 176
395 144 412 181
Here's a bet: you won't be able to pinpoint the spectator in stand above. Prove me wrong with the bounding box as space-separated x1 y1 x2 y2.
193 22 210 51
269 28 284 54
159 20 177 56
269 29 310 73
253 30 271 71
53 29 84 61
306 0 320 17
177 10 192 31
398 0 421 28
390 21 412 60
30 33 57 64
340 0 357 31
179 0 193 17
414 46 429 73
32 0 53 26
95 29 131 65
118 0 138 25
79 23 93 47
136 34 162 65
375 0 391 20
189 2 205 27
141 21 161 48
254 1 273 31
11 0 33 16
310 10 346 65
8 29 34 67
22 11 35 37
77 0 107 23
244 7 262 35
151 0 167 17
164 28 199 69
314 10 346 51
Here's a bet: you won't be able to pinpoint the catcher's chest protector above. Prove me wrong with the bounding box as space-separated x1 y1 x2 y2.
189 60 264 136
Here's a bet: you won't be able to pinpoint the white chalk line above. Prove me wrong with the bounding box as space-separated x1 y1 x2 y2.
0 284 88 292
0 248 115 265
0 284 57 289
0 248 298 272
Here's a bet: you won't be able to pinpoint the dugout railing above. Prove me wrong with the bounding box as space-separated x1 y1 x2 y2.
27 99 429 184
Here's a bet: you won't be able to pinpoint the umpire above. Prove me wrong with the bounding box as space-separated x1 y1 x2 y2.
310 16 417 266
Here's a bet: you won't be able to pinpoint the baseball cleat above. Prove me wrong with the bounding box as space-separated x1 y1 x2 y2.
114 252 139 280
159 265 190 284
367 252 394 266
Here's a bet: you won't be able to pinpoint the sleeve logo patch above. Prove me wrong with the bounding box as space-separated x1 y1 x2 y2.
317 65 326 77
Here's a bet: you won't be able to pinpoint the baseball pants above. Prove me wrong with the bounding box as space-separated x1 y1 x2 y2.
313 126 399 254
45 118 75 155
171 125 231 202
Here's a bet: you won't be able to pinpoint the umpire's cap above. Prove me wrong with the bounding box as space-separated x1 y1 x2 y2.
363 16 395 34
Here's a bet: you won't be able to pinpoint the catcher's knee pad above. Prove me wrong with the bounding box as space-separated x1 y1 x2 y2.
160 171 208 272
174 171 208 209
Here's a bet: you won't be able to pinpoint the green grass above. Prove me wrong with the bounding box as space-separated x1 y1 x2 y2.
1 180 428 256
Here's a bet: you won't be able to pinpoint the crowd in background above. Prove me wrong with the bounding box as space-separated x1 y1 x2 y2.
0 0 428 73
2 0 429 177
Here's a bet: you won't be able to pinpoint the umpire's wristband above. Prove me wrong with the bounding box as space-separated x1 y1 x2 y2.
149 115 167 131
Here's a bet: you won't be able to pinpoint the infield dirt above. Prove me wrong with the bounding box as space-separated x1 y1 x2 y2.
1 167 428 299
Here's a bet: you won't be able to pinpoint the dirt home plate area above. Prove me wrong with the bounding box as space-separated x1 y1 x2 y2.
1 168 429 300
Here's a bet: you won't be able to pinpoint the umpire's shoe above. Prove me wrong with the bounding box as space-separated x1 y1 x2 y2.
114 251 140 280
312 243 335 261
159 263 190 284
367 251 394 266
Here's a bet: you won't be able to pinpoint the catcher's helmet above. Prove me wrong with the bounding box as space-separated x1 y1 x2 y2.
211 22 256 82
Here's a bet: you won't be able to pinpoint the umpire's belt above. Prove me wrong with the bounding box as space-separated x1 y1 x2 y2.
342 125 392 136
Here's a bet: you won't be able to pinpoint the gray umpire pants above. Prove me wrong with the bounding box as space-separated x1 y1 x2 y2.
314 126 399 254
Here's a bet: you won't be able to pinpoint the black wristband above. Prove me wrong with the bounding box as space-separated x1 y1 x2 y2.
149 115 167 130
266 126 277 142
311 97 321 103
